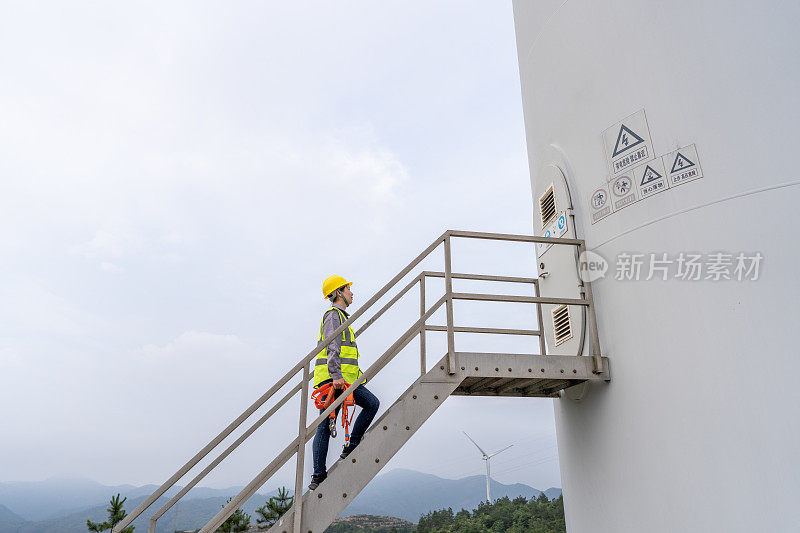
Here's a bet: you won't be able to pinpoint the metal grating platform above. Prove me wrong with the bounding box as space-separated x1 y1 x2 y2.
451 352 609 397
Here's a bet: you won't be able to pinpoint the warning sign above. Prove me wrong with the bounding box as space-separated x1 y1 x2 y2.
603 109 655 176
588 182 614 225
671 153 694 173
662 144 703 187
640 165 661 185
633 159 669 200
611 174 638 211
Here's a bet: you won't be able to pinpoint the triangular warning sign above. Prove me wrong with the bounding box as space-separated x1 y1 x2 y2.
612 124 645 157
670 152 695 173
640 165 662 186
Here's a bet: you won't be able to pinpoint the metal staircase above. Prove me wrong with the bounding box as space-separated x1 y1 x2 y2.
113 230 610 533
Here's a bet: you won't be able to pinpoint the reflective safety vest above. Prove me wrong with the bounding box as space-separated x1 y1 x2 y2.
314 307 362 388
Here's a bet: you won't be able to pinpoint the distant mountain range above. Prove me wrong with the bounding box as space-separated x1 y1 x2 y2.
0 471 561 532
341 469 561 522
0 478 247 522
0 488 277 533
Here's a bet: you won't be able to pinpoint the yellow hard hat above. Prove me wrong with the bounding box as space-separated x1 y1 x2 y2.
322 275 353 299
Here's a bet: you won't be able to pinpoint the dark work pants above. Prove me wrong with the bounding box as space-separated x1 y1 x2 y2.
312 384 379 477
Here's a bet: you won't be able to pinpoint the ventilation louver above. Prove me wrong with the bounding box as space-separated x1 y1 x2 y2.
539 185 556 229
552 304 573 347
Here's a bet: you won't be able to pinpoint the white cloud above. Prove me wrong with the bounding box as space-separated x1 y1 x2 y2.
0 346 23 373
326 142 409 204
0 278 109 339
99 261 123 273
133 331 257 375
122 331 268 440
72 230 140 259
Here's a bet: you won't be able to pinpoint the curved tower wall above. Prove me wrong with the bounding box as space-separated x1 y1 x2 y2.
513 1 800 531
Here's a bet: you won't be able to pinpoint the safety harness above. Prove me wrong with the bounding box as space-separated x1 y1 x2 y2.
311 382 356 442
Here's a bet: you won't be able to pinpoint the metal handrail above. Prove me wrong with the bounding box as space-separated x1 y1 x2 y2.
422 271 539 284
452 292 590 306
424 325 541 335
113 229 603 533
115 231 450 533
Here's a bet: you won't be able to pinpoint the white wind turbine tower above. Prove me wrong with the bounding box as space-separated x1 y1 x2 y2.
463 431 513 503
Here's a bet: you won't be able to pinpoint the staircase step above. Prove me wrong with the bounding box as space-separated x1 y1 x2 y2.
267 355 460 533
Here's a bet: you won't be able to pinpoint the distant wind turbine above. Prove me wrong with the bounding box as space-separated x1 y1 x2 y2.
463 431 513 503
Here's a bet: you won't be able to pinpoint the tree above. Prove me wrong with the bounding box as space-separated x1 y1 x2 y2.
416 493 566 533
255 487 294 529
417 507 454 532
86 493 135 532
216 497 251 533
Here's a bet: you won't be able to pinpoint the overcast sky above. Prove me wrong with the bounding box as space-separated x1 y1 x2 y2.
0 1 560 493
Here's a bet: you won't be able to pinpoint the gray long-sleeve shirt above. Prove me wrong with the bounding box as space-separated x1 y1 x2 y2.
321 303 349 381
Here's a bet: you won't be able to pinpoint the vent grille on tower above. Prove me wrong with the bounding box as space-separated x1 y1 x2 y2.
552 304 573 347
539 185 556 228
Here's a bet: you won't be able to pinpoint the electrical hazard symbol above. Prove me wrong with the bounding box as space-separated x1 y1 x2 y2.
639 165 662 186
603 109 655 177
612 124 645 157
662 144 704 188
670 152 695 173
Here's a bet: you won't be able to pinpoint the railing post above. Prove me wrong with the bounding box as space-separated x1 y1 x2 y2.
534 280 547 357
293 364 310 533
443 235 456 374
419 274 426 376
578 243 604 374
